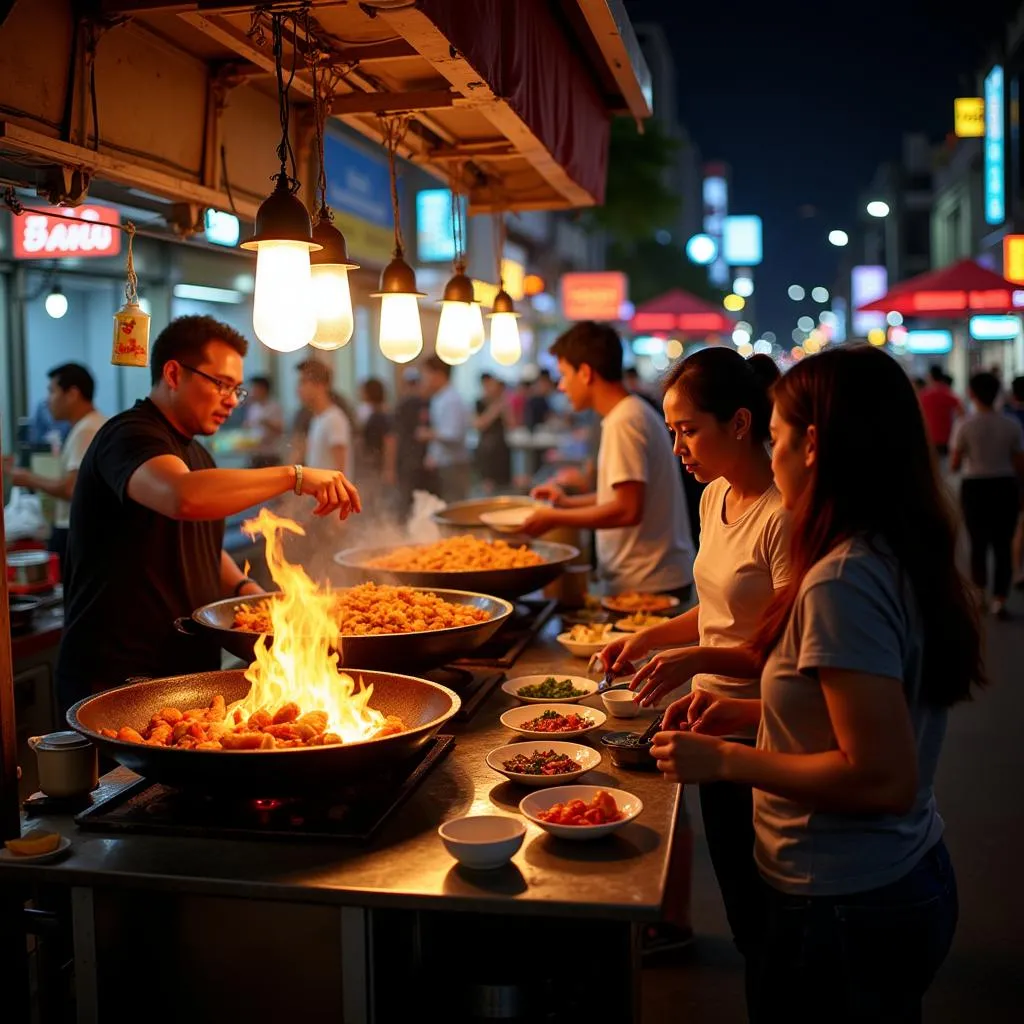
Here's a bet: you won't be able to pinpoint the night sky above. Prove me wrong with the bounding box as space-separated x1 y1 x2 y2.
623 0 1015 339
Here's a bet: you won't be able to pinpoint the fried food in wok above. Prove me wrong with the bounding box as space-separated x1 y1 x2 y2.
100 694 406 751
232 581 490 636
365 535 544 573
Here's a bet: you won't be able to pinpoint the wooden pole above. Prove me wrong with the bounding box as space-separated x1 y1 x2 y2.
0 430 31 1020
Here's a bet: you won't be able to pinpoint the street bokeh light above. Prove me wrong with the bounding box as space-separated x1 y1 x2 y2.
723 293 746 311
787 284 805 301
828 229 849 247
811 286 829 303
733 277 755 297
867 200 890 218
868 327 887 346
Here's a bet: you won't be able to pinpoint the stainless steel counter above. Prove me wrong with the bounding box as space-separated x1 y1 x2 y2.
2 622 680 1023
2 622 678 921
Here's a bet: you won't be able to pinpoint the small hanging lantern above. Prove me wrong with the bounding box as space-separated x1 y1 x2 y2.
111 222 150 367
488 211 521 367
436 188 473 365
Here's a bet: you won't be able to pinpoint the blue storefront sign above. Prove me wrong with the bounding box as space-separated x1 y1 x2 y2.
323 132 391 227
322 131 396 265
984 65 1004 226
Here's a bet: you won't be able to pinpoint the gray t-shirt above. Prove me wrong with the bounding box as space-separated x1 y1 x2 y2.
950 410 1023 479
754 537 946 896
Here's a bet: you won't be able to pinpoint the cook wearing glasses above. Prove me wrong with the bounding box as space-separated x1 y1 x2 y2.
56 315 362 713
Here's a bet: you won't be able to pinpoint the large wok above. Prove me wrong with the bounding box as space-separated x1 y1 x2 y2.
432 496 585 552
68 669 460 794
333 539 580 600
178 587 513 671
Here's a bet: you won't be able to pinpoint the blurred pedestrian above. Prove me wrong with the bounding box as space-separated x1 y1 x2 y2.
355 377 396 507
474 373 512 494
394 367 430 516
418 356 471 503
242 374 284 468
295 359 353 476
919 365 963 460
5 363 106 567
951 371 1024 617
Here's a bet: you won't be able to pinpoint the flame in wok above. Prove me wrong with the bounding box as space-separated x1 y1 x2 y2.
236 509 386 744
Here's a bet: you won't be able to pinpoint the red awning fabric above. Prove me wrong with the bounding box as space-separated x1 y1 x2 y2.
630 289 736 337
857 259 1024 317
418 0 610 205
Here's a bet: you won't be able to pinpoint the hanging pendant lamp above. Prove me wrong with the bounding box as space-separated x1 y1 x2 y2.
240 13 319 353
371 115 424 364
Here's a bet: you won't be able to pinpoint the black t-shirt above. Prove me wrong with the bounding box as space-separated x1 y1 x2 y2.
358 409 393 475
394 395 429 470
57 399 225 703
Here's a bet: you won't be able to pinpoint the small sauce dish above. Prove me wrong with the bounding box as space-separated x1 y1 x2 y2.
438 815 526 870
600 689 641 719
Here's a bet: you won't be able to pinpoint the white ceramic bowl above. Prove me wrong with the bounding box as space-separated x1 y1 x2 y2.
556 630 629 659
437 815 526 869
499 703 606 739
519 785 643 840
485 741 602 787
479 506 540 533
600 689 641 719
501 674 599 705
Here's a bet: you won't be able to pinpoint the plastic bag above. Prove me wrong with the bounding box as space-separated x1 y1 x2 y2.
406 490 446 544
4 486 49 542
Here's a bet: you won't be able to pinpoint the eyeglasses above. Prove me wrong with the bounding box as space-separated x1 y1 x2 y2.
180 364 248 403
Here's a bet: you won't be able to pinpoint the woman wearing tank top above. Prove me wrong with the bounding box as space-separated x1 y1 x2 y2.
599 349 789 973
650 346 982 1023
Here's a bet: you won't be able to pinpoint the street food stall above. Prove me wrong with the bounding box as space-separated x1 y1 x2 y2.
0 3 678 1022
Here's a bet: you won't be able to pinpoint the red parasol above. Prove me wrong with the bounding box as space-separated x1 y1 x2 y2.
857 259 1024 317
630 288 736 337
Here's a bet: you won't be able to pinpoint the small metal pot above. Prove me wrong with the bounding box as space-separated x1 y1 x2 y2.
8 549 50 585
28 731 99 798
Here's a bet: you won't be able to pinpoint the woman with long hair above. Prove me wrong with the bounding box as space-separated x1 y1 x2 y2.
652 345 983 1022
599 348 789 964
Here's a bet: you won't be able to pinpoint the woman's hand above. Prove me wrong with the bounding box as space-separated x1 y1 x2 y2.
650 730 727 784
599 630 654 674
663 692 760 735
629 647 706 707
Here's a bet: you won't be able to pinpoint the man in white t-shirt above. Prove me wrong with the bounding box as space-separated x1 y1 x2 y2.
524 322 694 596
6 363 106 567
295 359 353 478
417 355 471 503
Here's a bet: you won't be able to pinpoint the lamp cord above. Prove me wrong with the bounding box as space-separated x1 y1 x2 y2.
271 13 300 191
380 114 410 257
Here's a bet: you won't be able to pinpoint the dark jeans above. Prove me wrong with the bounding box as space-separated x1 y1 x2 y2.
47 526 69 572
961 476 1019 597
753 840 958 1024
698 740 763 1012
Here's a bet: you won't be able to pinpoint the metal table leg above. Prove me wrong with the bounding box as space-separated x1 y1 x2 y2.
340 906 374 1024
71 887 98 1024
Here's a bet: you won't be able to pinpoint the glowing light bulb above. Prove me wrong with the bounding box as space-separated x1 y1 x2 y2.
310 264 354 350
490 311 522 366
436 300 472 365
45 289 68 319
379 293 423 364
251 240 316 352
467 302 486 354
